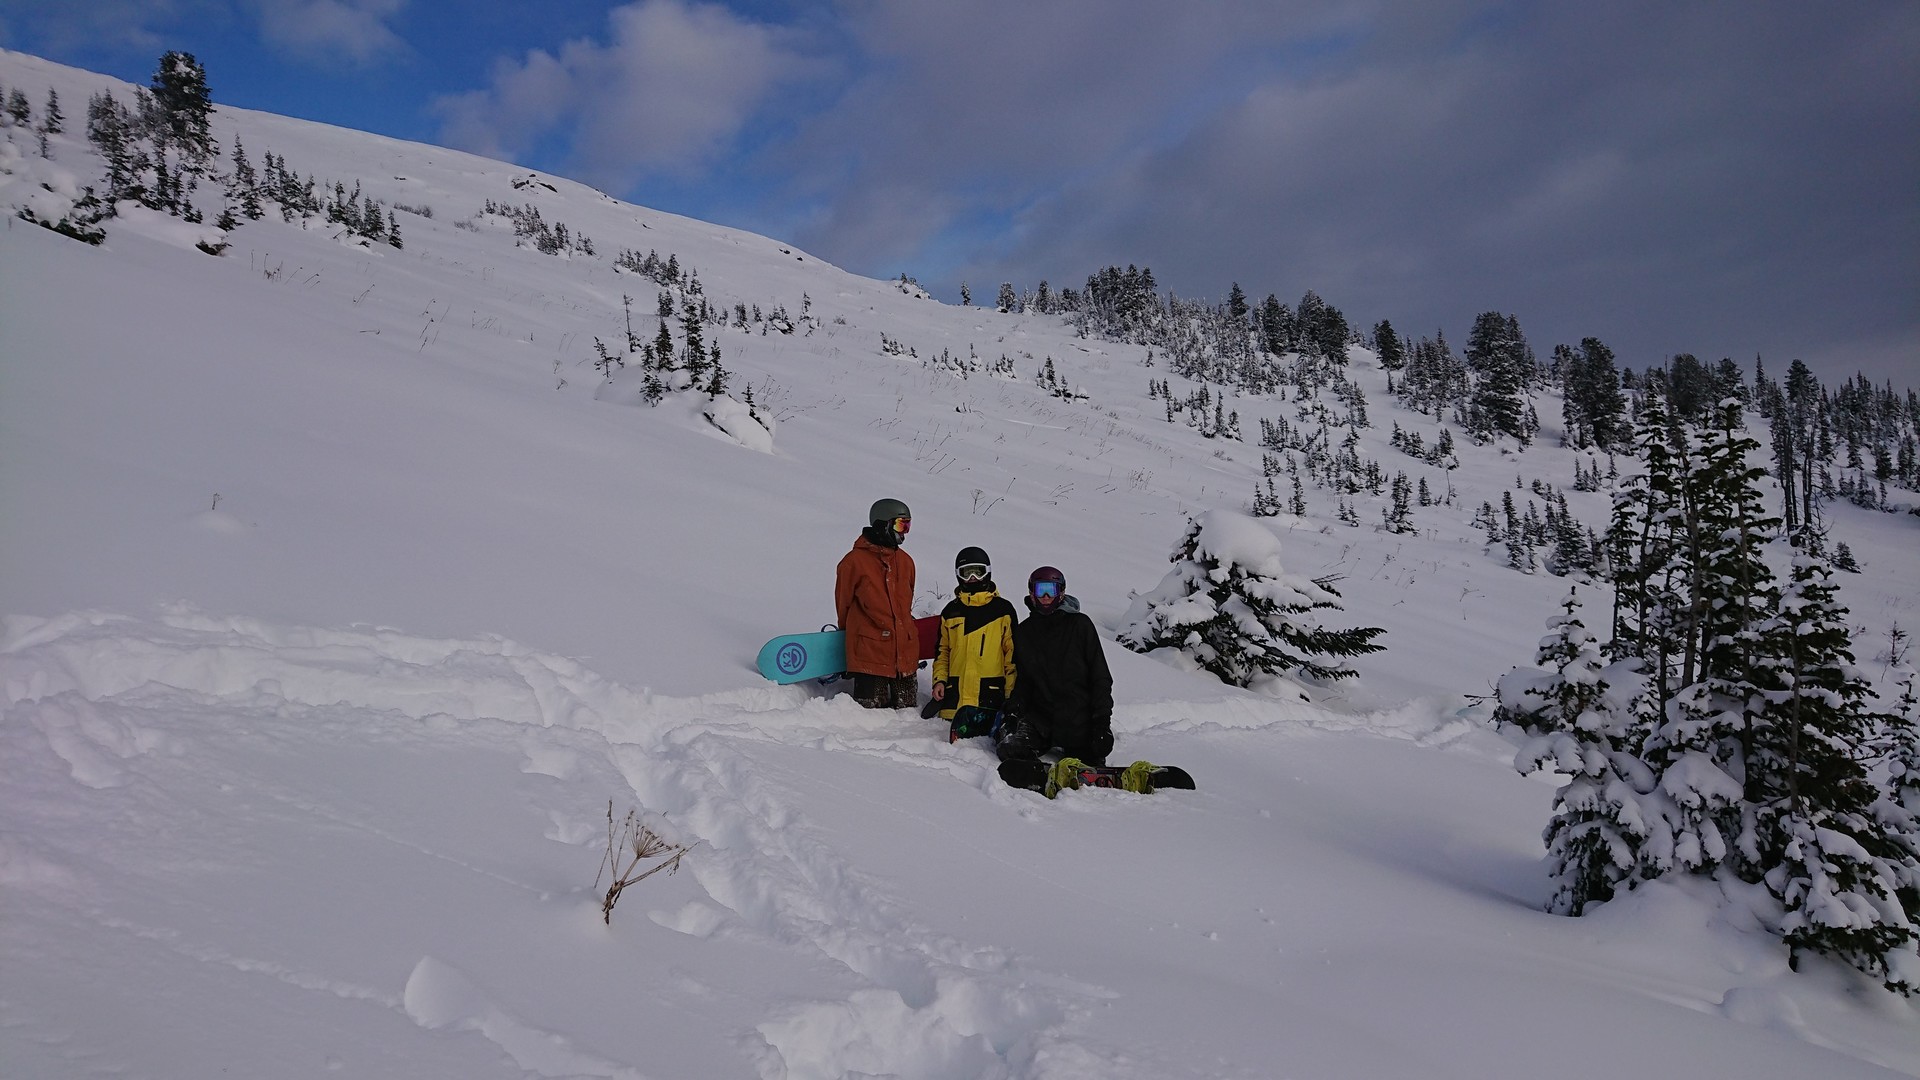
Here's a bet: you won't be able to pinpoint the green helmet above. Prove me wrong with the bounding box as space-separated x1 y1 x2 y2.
868 498 911 542
869 498 911 527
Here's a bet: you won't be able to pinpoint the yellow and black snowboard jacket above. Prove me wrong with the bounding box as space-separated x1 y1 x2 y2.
931 584 1018 721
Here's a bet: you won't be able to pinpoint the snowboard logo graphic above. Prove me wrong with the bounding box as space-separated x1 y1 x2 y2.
775 641 810 677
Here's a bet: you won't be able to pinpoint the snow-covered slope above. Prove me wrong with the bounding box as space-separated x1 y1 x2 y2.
3 49 1917 1078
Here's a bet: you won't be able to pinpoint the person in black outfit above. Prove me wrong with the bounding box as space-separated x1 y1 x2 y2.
996 566 1114 765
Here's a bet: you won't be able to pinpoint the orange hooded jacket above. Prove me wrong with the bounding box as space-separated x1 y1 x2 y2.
835 532 918 678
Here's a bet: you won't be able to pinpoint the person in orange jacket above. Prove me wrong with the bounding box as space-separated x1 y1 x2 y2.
834 498 919 709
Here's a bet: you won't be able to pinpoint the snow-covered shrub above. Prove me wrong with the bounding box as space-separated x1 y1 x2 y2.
701 390 775 453
1118 510 1383 687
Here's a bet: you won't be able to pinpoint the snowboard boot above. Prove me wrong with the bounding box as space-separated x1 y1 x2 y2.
948 705 995 743
994 715 1042 762
851 674 891 710
889 675 918 711
1118 760 1158 793
1046 758 1089 799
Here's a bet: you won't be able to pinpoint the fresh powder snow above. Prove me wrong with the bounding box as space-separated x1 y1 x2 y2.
3 47 1917 1079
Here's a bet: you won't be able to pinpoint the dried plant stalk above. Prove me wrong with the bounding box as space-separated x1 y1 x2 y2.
598 802 696 924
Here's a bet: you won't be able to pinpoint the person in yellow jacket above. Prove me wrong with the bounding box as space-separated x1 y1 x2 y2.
929 546 1018 737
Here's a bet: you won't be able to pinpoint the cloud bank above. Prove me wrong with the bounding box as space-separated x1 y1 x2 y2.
432 0 813 193
251 0 408 64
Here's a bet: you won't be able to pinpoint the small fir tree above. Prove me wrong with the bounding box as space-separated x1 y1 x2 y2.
1118 511 1384 686
1500 589 1660 914
41 87 62 135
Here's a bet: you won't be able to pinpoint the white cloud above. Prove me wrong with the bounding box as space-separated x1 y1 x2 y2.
251 0 407 64
433 0 811 190
0 0 188 55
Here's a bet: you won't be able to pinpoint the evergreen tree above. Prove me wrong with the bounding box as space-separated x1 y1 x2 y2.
1605 383 1693 721
1295 290 1349 365
1384 472 1414 534
1372 320 1404 370
1260 294 1291 356
149 51 215 162
1777 359 1825 533
4 87 28 127
680 300 707 381
1632 399 1781 881
1756 548 1920 993
996 282 1018 313
1883 665 1920 903
1830 540 1863 573
228 137 263 219
40 87 63 135
1118 511 1384 685
1559 337 1625 449
654 315 675 375
1466 312 1530 442
1666 353 1713 423
1501 589 1659 914
85 91 139 203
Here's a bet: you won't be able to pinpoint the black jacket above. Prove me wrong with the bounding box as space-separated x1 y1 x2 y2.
1008 605 1113 749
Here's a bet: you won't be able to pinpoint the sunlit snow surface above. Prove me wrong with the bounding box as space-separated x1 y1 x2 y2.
3 48 1916 1078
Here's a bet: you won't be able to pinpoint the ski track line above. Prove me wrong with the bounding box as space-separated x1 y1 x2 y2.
3 612 1130 1079
722 736 1182 932
641 727 1093 1079
402 955 653 1080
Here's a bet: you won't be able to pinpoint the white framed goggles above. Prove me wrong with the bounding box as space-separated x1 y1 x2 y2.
957 563 990 582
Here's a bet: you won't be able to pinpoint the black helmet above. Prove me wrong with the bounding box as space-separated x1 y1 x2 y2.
869 498 911 543
1027 565 1066 611
955 546 991 584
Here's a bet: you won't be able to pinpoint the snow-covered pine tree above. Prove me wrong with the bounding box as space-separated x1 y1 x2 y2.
1385 472 1414 534
1499 588 1658 914
40 87 62 136
680 300 707 383
1605 383 1691 705
1883 660 1920 915
1118 510 1384 687
149 51 215 164
1637 396 1782 881
1466 312 1530 443
228 137 263 220
1754 545 1920 994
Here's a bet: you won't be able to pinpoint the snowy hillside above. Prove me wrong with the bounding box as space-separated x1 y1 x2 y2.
3 48 1918 1078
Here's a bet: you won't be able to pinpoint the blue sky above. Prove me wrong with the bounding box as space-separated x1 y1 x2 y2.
4 0 1916 387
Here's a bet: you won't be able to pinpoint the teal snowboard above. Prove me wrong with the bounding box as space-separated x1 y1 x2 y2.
756 616 940 685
